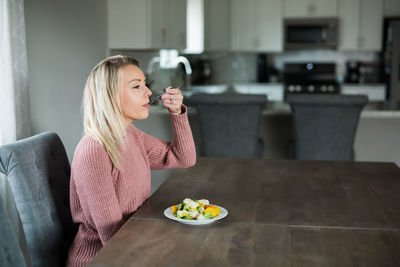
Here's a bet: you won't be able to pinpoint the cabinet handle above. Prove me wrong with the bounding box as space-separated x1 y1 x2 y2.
253 38 260 49
307 4 316 16
358 37 364 48
180 33 185 47
161 28 167 44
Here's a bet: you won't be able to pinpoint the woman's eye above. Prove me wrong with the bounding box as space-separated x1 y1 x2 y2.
132 85 140 89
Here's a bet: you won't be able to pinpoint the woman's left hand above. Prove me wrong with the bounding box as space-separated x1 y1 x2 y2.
161 86 184 115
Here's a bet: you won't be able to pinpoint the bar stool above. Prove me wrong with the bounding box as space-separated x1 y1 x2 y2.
188 93 267 158
287 94 368 161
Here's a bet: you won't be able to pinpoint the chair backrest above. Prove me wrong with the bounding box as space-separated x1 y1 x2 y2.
188 93 267 158
0 132 77 267
0 197 27 267
287 94 368 161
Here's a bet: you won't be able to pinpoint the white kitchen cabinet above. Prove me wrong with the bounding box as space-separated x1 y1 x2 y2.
169 0 187 49
108 0 186 49
384 0 400 17
359 0 383 51
230 0 282 52
284 0 338 18
383 0 400 17
232 83 284 101
341 84 386 102
338 0 383 51
204 0 230 51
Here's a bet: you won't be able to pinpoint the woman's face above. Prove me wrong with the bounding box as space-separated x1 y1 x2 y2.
119 64 152 126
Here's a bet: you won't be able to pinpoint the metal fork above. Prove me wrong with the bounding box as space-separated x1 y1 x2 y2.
149 89 166 105
149 85 182 105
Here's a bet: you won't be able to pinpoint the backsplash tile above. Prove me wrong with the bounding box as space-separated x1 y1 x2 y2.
110 49 381 89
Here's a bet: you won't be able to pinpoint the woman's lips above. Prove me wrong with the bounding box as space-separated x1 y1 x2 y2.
143 103 150 109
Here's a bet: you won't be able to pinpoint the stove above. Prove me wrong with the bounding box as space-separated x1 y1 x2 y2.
283 63 340 95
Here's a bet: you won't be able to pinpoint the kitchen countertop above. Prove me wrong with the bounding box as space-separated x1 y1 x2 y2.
150 104 400 119
149 82 394 118
185 83 387 102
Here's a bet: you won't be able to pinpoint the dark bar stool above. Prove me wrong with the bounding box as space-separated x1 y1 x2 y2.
188 93 267 158
287 94 368 161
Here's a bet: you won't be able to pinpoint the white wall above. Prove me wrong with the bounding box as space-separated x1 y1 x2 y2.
24 0 108 161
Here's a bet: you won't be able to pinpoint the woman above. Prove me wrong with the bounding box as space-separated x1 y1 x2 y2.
67 55 196 267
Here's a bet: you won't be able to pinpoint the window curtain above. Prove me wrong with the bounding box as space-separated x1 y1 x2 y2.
0 0 32 266
0 0 31 145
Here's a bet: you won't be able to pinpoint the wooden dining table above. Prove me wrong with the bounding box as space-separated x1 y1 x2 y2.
88 158 400 266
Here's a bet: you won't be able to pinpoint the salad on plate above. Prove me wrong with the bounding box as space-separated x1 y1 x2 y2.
171 198 221 221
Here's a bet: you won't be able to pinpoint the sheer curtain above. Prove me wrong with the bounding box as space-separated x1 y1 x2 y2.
1 0 31 265
0 0 31 145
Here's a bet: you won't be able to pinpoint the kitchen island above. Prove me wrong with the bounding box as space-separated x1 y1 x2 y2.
135 103 400 194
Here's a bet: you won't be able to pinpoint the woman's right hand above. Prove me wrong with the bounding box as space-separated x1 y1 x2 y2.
161 86 184 115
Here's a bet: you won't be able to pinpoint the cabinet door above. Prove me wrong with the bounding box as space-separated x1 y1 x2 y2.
284 0 313 17
359 0 383 51
384 0 400 17
284 0 337 18
338 0 360 50
230 0 256 51
204 0 230 51
314 0 337 17
150 0 187 49
108 0 186 49
150 0 170 49
257 0 283 52
108 0 150 49
169 0 187 49
339 0 383 51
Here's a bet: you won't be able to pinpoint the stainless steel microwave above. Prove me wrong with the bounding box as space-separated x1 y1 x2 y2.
284 18 338 50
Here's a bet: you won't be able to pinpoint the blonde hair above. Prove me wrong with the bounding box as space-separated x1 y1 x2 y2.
83 55 139 169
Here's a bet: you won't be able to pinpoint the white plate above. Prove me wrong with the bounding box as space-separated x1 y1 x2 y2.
163 205 228 225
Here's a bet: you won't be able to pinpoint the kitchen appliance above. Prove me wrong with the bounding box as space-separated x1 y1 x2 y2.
382 18 400 109
345 61 381 84
283 62 339 96
256 54 269 82
284 18 338 50
345 61 360 83
192 57 212 85
358 62 381 84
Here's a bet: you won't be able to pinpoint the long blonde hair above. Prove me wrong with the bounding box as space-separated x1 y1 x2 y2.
83 55 139 169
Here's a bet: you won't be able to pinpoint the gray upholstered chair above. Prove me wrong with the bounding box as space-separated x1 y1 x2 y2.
188 93 267 158
0 132 77 267
0 197 27 267
286 94 368 161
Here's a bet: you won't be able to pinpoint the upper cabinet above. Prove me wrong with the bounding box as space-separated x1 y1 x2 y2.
203 0 230 51
108 0 186 49
284 0 338 18
384 0 400 17
230 0 283 52
162 0 186 49
338 0 383 51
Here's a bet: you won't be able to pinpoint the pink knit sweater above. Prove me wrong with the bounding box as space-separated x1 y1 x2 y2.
66 109 196 267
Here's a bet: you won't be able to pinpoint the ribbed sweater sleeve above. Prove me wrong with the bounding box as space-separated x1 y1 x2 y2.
141 105 196 169
72 138 124 245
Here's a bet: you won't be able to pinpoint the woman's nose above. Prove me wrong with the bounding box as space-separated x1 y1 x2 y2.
145 86 152 96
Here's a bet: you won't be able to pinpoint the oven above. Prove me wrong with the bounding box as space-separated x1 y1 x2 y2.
283 62 340 96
